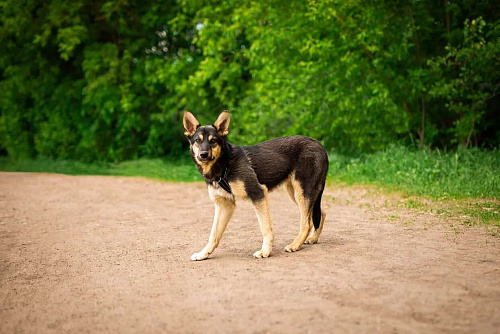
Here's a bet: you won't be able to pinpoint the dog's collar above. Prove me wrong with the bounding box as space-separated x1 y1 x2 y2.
215 167 232 194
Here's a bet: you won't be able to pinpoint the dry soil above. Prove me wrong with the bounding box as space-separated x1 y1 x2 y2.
0 172 499 333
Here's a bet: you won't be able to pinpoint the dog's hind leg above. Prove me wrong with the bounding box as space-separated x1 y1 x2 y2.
305 184 326 244
190 196 236 261
285 176 313 252
286 179 323 246
285 180 297 205
305 209 326 244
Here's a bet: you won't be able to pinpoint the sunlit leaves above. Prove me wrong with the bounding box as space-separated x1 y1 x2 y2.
0 0 498 161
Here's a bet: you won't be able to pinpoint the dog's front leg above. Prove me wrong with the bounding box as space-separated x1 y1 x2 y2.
190 197 235 261
252 195 274 259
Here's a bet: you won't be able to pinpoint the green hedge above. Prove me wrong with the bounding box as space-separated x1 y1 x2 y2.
329 145 500 199
1 1 499 161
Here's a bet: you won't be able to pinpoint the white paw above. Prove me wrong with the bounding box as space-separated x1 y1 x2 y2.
304 237 318 244
190 252 209 261
253 249 271 259
284 244 301 252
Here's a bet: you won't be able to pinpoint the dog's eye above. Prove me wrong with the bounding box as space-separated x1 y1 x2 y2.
195 138 201 144
210 139 217 144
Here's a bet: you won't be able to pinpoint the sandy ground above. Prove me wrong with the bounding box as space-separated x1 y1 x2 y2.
0 172 499 333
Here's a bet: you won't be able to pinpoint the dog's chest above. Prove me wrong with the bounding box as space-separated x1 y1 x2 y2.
208 180 248 201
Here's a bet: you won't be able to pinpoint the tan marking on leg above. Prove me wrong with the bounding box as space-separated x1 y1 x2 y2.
285 173 312 252
227 180 249 200
305 209 326 244
252 187 274 259
284 179 297 205
191 193 236 261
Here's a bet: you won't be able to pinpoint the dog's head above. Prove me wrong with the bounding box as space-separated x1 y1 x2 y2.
183 111 230 165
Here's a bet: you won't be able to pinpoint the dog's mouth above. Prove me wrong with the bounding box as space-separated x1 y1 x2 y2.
197 156 214 163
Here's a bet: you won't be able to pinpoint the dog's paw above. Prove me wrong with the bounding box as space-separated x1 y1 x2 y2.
190 252 209 261
253 249 271 259
304 237 318 245
284 244 302 252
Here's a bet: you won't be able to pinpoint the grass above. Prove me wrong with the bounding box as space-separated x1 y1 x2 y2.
327 145 499 228
328 145 500 200
458 202 500 227
0 156 200 182
1 146 498 198
1 146 498 227
400 197 500 230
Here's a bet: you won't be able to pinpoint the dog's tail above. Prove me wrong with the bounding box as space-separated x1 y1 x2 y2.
312 183 325 230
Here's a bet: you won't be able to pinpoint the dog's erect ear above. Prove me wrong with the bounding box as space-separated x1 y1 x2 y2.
183 111 200 137
213 110 230 136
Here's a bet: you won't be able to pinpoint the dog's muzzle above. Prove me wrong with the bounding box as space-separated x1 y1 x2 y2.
198 151 212 162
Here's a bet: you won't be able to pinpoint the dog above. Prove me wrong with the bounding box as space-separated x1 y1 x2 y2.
183 110 329 260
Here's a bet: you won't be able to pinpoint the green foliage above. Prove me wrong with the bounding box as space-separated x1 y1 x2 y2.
0 0 499 161
329 145 500 199
428 17 500 147
0 156 200 182
1 146 498 201
459 202 500 228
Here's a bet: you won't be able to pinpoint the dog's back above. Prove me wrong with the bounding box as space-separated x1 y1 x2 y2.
243 135 329 192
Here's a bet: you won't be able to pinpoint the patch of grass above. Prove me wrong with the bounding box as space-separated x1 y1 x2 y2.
3 146 497 198
387 214 400 221
329 145 500 200
460 202 500 228
403 198 427 210
108 158 200 181
1 146 498 228
0 156 201 182
403 197 499 228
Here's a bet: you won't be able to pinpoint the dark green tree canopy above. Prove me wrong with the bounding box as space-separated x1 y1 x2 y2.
1 0 499 161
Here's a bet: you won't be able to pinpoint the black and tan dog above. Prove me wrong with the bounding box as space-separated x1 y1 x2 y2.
183 111 329 260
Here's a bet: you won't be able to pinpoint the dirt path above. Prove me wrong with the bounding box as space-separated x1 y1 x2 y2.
0 172 499 333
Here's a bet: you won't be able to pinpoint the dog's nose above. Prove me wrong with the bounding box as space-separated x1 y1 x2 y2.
200 151 209 159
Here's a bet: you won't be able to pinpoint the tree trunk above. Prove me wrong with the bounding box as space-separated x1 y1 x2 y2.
463 115 475 148
445 0 451 37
